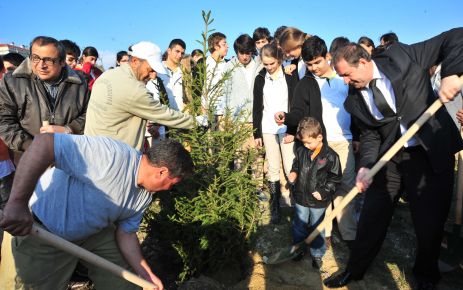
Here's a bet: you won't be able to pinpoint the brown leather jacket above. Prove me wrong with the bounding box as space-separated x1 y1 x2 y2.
0 58 90 161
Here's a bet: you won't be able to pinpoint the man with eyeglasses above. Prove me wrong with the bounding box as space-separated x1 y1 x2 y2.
0 36 90 220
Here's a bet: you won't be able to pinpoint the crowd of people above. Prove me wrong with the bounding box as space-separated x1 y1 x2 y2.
0 25 462 290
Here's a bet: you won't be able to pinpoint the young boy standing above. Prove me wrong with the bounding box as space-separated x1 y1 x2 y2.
288 117 342 269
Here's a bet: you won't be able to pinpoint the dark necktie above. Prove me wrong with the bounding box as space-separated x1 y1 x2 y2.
369 79 395 118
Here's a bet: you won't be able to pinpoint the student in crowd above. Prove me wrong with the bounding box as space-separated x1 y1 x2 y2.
225 34 264 197
2 53 25 72
275 36 358 248
253 42 299 224
60 39 81 69
380 32 399 47
116 50 129 66
158 39 187 112
329 36 350 56
357 36 375 55
288 117 342 270
191 49 204 67
252 27 272 54
278 27 310 80
76 46 103 90
203 32 229 120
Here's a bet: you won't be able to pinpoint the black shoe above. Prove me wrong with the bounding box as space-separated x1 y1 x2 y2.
415 281 436 290
323 271 359 288
312 257 323 269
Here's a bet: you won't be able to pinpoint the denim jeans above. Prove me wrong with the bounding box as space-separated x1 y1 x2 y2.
292 203 327 258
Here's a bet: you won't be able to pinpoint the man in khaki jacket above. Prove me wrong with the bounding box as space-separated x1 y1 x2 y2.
85 41 194 150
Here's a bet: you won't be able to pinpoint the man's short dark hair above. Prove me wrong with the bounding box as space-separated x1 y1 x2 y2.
329 36 350 55
332 43 371 67
3 53 25 67
169 39 186 50
145 139 194 179
60 39 81 59
252 27 271 42
380 32 399 45
208 32 226 53
301 36 327 62
30 36 66 62
233 34 256 55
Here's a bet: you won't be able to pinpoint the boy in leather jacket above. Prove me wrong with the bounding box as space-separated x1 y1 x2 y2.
288 117 342 270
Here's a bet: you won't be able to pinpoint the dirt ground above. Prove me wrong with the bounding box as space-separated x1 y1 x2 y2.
229 199 463 290
72 197 463 290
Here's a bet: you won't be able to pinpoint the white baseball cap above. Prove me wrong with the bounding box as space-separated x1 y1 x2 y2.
128 41 167 74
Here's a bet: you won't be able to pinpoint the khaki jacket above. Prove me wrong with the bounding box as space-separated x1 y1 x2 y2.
85 64 193 150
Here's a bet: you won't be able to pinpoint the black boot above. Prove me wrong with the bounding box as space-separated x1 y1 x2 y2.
268 181 281 224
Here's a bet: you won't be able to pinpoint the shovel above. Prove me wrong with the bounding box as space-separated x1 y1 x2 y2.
266 98 445 265
0 210 158 289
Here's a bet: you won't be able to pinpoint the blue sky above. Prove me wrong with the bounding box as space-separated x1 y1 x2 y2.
3 0 462 69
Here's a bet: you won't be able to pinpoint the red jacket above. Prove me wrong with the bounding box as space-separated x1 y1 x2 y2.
77 62 103 90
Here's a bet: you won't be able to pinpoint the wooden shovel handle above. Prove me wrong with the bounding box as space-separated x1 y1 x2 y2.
0 210 158 289
304 98 444 245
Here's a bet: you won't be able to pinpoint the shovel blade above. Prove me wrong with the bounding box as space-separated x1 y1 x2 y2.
265 244 303 265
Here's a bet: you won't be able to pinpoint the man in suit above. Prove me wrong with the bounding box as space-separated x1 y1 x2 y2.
323 28 463 290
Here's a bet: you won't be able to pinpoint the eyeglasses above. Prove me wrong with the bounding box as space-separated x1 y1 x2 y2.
30 54 59 66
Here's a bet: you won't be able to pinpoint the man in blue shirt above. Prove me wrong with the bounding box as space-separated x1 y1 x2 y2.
0 133 193 290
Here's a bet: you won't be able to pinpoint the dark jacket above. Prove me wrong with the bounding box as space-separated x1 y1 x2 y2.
252 67 299 138
0 58 90 158
284 75 326 139
284 74 360 142
344 27 463 172
291 144 342 208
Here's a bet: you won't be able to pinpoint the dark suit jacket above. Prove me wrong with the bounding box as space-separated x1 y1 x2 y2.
344 28 463 173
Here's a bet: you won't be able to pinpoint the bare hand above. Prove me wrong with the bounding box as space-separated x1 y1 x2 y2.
254 138 263 148
439 75 463 103
457 109 463 125
284 64 297 76
312 191 322 201
274 111 285 125
141 272 163 290
40 125 69 134
0 201 33 236
288 172 297 183
283 134 294 144
356 167 372 192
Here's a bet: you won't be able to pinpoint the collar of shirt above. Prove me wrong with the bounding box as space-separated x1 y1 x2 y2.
265 67 284 81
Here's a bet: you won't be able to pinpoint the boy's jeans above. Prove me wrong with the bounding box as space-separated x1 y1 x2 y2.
292 203 327 258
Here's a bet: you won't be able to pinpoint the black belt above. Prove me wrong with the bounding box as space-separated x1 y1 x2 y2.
403 145 422 153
